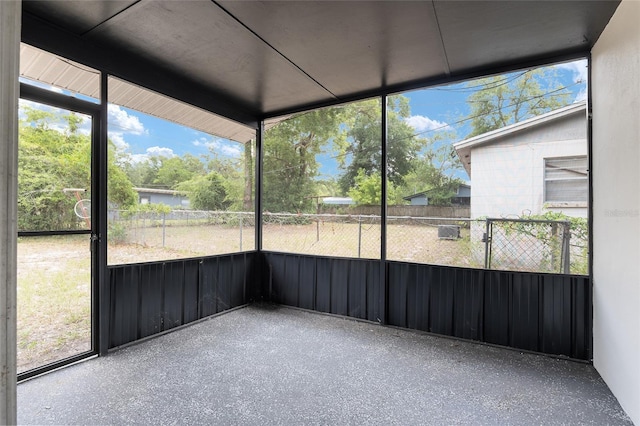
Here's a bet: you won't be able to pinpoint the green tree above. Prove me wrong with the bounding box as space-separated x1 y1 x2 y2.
347 170 403 206
466 68 571 137
18 107 136 231
121 156 161 187
337 96 421 194
177 172 230 211
315 178 341 197
108 143 138 208
263 107 345 213
400 132 464 206
204 153 246 211
153 154 204 189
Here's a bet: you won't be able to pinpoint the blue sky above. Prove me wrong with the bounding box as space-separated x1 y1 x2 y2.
30 59 587 183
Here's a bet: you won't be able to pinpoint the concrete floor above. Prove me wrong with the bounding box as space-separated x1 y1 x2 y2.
18 304 632 425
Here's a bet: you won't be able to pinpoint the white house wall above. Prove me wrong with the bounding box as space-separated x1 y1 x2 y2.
470 111 587 219
592 0 640 422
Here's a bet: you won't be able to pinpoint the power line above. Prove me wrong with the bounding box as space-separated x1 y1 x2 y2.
260 82 582 176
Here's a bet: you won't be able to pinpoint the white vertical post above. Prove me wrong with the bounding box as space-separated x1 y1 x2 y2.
0 1 21 424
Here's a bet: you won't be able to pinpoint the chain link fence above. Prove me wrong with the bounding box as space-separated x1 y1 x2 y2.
263 213 382 259
483 218 588 274
108 210 256 263
108 209 588 274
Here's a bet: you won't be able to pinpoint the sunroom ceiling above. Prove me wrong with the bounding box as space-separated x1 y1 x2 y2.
21 0 620 128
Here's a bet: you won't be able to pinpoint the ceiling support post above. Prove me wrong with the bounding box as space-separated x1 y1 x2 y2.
380 95 388 325
0 1 21 424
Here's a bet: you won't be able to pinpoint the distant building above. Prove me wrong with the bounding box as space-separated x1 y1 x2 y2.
133 187 190 208
453 103 587 219
403 184 471 206
320 197 354 205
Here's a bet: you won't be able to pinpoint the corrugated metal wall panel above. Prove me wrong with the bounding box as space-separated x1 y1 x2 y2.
107 251 590 359
330 259 349 316
388 262 408 327
138 263 164 339
510 273 540 352
571 275 591 360
386 262 591 359
264 253 382 321
199 258 218 318
298 257 316 310
283 255 299 307
483 271 511 347
347 260 366 319
540 274 572 356
108 266 139 348
263 254 591 359
163 262 185 331
430 267 455 336
315 257 332 314
107 253 255 349
452 268 483 341
366 261 383 323
182 260 200 324
216 257 232 312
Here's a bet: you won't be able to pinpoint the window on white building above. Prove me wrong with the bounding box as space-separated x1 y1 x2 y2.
544 156 588 203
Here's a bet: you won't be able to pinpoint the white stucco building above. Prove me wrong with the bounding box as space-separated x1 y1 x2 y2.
454 103 587 219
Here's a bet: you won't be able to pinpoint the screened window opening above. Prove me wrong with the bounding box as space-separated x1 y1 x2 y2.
386 59 589 275
106 77 255 265
261 99 382 260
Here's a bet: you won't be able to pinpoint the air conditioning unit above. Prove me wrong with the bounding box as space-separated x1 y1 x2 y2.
438 225 460 240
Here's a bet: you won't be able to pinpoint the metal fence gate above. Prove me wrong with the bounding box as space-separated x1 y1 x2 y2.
484 218 571 274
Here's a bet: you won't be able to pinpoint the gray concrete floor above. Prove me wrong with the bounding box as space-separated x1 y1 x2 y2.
18 304 632 425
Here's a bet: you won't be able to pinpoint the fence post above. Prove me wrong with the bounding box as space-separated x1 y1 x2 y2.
550 222 559 272
162 212 166 248
484 219 491 269
239 213 243 251
358 215 362 258
562 221 571 274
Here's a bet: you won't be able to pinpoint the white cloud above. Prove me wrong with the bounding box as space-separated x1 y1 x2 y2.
555 59 588 84
192 137 211 148
123 146 176 165
220 144 242 158
108 104 147 135
405 115 450 133
107 105 148 153
109 132 129 151
192 136 242 158
555 59 588 103
127 153 150 164
146 146 175 158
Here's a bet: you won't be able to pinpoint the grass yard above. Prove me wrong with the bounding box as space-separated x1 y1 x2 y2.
17 235 92 373
114 220 482 266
